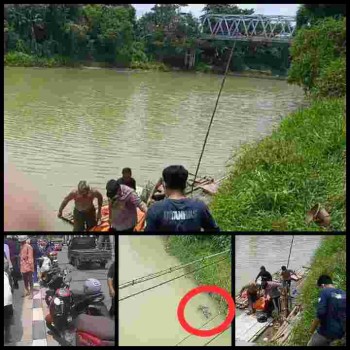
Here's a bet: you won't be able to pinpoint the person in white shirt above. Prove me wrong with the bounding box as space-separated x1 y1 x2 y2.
4 257 14 343
4 243 12 269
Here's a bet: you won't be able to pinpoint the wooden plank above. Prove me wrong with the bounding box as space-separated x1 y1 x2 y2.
235 313 272 342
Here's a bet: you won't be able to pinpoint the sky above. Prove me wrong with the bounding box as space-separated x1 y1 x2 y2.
132 4 301 18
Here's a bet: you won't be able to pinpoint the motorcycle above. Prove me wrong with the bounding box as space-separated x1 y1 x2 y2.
75 314 115 346
44 267 70 307
45 268 109 345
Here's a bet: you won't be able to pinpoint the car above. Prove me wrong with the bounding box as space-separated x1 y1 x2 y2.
54 243 62 251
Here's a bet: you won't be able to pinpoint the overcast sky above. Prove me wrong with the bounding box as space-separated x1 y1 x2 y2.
132 4 301 18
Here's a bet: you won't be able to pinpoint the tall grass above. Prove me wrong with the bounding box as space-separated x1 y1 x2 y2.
288 235 346 346
210 98 346 231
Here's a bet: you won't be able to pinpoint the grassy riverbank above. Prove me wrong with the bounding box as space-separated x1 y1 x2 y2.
287 235 346 346
166 235 231 313
4 51 285 79
210 97 346 231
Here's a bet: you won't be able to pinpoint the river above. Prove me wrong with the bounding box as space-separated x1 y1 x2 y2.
4 67 304 230
235 235 323 295
118 235 231 346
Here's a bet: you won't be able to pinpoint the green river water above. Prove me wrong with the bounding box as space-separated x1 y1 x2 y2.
4 67 304 230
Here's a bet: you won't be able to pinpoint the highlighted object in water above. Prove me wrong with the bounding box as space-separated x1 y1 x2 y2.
177 285 235 337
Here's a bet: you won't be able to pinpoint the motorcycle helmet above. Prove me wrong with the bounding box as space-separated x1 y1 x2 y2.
83 278 102 295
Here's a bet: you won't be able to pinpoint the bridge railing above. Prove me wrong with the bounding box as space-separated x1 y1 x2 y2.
200 14 296 42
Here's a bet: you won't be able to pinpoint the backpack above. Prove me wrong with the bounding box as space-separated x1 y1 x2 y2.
257 313 268 323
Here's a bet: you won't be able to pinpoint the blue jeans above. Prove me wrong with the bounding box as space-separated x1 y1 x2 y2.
33 261 38 283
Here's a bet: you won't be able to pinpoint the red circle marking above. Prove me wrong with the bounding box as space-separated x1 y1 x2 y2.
177 285 235 337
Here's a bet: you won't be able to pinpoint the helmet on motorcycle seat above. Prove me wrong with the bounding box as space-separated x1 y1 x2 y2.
83 278 102 295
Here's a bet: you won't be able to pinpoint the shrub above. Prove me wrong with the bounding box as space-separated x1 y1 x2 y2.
195 61 212 73
130 60 170 71
312 56 346 98
288 17 346 94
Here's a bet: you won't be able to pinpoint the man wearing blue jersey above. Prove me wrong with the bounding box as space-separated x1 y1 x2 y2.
308 275 346 346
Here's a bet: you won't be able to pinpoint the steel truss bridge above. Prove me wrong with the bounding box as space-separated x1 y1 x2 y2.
200 14 296 43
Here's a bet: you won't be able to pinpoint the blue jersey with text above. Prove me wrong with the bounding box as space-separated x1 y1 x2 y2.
145 198 220 232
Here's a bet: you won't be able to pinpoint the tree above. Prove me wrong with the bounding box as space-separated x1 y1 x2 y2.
296 4 346 29
136 4 200 65
201 4 254 16
288 17 346 95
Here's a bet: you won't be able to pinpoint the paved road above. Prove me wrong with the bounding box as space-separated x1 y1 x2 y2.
57 246 113 312
5 244 114 347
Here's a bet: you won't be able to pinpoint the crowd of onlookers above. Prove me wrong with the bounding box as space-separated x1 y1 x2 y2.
4 235 57 343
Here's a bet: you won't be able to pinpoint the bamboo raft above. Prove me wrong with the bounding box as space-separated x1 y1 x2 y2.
235 267 307 344
60 174 224 231
270 304 303 345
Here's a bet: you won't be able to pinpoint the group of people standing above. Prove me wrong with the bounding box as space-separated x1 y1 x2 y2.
58 165 220 232
4 235 49 299
239 267 346 346
239 265 296 317
4 235 49 343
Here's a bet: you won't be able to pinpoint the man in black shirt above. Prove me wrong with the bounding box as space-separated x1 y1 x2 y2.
107 261 115 317
255 266 272 283
117 168 136 190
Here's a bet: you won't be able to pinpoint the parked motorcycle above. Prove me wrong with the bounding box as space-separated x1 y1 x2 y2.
75 314 115 346
44 267 70 307
45 275 110 345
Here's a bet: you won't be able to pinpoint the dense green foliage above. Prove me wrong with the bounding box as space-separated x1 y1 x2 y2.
166 235 231 312
211 15 346 231
210 98 346 231
288 17 346 96
296 4 346 29
288 235 346 346
4 4 293 74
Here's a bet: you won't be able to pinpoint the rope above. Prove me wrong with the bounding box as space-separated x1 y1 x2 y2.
175 313 221 346
119 256 229 302
286 235 294 269
190 42 236 196
203 327 230 346
119 249 231 289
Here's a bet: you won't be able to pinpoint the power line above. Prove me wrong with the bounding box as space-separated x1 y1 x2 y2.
119 256 229 302
203 327 231 346
175 313 221 346
119 249 231 289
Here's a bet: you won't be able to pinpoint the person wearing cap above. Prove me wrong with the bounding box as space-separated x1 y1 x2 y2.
145 165 220 232
106 179 147 232
18 236 34 299
58 180 103 231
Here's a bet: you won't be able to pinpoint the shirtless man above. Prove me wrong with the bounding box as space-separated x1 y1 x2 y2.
57 181 103 231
